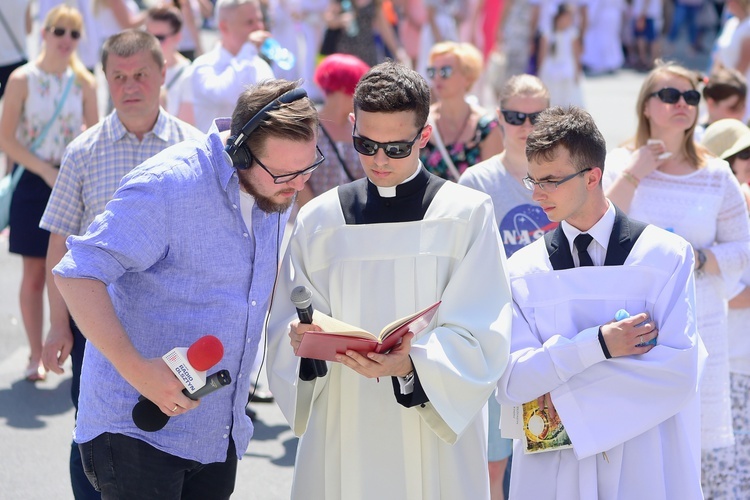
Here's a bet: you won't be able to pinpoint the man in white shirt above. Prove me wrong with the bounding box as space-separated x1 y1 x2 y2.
145 5 195 125
496 106 706 499
189 0 274 132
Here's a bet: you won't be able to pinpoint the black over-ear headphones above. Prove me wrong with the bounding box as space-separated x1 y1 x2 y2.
223 87 309 170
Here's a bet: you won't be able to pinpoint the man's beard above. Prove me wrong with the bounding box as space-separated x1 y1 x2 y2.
238 172 296 214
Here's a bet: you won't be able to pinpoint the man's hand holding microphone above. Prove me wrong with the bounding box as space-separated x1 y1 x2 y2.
132 335 231 431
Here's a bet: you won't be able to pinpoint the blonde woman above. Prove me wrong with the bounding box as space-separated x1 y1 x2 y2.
604 61 750 498
0 5 97 381
420 41 504 180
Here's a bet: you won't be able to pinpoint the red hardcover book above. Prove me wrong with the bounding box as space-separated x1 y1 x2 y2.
296 301 441 362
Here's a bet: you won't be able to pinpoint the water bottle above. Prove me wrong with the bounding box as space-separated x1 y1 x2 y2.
260 38 295 71
341 0 359 37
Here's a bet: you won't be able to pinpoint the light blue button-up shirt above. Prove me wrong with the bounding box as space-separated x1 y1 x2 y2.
54 119 289 463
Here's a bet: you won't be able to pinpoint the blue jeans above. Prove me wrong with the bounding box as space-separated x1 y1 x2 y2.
668 4 701 45
79 433 237 499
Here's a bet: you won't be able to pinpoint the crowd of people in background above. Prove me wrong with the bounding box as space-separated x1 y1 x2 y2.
3 0 750 499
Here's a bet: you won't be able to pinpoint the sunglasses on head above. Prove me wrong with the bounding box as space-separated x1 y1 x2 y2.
48 26 81 39
426 65 454 79
650 87 701 106
352 127 423 159
501 110 543 126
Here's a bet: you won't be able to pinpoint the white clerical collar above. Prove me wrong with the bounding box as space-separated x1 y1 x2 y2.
372 163 422 198
561 201 616 262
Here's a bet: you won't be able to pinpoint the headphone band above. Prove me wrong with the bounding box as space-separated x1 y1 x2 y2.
224 87 309 170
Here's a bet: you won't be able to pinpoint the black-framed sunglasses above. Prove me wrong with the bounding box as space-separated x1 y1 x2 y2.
152 33 175 42
48 26 81 40
501 110 543 126
426 65 454 79
251 145 325 184
650 87 701 106
736 148 750 161
523 168 593 192
352 127 423 159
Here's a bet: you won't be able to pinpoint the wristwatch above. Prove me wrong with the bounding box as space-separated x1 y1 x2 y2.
696 249 707 272
403 371 415 383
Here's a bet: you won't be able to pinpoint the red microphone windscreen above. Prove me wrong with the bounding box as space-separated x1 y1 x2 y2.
186 335 224 371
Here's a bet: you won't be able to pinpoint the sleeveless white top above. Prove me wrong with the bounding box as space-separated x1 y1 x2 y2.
17 64 85 163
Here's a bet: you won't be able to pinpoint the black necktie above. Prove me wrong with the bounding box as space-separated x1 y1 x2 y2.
574 233 594 267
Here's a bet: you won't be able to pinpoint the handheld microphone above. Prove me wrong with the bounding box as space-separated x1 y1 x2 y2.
291 286 314 323
132 370 233 432
162 335 224 394
290 286 328 380
131 335 225 432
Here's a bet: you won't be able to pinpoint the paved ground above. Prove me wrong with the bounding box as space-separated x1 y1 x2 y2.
0 26 711 499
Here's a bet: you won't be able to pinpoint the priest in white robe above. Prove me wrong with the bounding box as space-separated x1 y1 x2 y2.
267 62 513 500
496 106 706 500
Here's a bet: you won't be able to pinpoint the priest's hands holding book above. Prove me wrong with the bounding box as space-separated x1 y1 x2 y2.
600 312 658 357
335 332 415 379
289 321 415 378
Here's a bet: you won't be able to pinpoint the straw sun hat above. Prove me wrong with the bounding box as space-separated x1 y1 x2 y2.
701 118 750 160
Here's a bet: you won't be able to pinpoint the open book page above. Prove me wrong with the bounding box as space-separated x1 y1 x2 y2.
310 301 441 342
378 302 441 342
310 311 373 340
501 400 573 454
297 302 441 362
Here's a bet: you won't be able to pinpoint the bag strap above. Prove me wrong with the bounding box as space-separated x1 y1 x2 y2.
0 7 26 60
320 125 356 182
427 116 461 182
165 65 187 90
29 73 75 153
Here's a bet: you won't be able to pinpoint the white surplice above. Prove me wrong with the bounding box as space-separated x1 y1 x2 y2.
496 223 706 500
267 179 513 499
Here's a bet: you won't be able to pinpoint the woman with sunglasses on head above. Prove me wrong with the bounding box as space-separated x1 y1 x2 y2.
459 73 550 500
604 60 750 499
0 4 98 382
420 41 504 181
702 118 750 496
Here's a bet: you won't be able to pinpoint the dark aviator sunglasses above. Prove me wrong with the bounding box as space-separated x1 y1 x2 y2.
650 87 701 106
48 26 81 40
352 127 423 159
501 110 543 126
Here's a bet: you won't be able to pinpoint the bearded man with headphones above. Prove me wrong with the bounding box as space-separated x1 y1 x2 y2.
51 79 319 499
